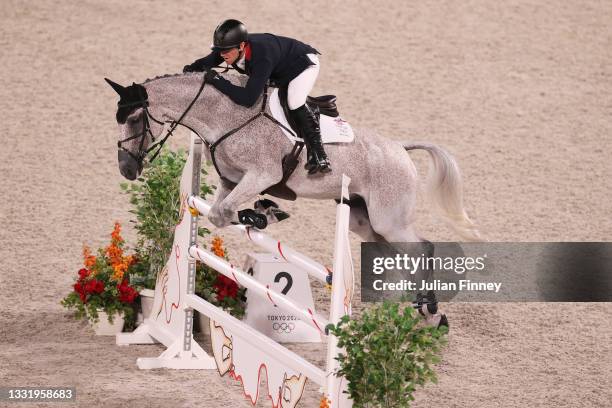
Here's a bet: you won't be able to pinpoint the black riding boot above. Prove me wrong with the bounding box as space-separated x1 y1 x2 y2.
289 104 331 174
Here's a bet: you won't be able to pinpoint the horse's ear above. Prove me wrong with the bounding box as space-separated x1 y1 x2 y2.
105 78 126 96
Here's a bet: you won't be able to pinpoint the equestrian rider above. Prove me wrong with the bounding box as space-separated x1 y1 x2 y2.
183 19 331 174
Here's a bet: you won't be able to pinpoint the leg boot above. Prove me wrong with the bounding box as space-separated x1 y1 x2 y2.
289 104 332 174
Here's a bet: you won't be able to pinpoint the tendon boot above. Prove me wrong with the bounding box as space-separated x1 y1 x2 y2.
289 104 331 174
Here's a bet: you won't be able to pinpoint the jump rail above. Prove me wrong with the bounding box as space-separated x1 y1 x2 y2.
188 245 330 333
188 195 331 284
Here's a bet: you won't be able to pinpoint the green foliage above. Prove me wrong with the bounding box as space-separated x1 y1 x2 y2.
120 148 214 289
120 148 246 318
327 302 448 408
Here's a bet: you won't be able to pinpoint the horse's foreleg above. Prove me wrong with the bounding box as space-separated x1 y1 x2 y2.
208 179 234 227
208 172 279 228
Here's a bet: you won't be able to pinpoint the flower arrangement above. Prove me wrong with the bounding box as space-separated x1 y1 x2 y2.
62 222 139 326
195 236 246 319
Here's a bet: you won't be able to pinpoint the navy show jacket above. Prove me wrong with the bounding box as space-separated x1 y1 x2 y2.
185 33 319 107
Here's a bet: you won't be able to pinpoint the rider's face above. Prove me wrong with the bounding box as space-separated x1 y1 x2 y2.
219 43 245 65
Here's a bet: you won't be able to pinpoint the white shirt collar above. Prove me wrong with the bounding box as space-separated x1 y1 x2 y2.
236 52 246 70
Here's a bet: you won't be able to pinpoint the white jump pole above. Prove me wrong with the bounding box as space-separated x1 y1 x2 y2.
188 195 331 283
188 245 330 335
325 176 354 407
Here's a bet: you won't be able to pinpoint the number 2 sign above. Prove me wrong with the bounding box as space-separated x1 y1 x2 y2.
242 253 322 343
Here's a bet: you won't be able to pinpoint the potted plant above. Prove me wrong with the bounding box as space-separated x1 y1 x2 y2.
62 222 139 335
120 148 215 321
327 301 448 407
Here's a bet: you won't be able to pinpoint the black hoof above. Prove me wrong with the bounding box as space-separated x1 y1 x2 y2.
304 161 317 172
254 199 278 210
438 314 449 330
238 209 267 229
307 163 332 175
271 208 290 222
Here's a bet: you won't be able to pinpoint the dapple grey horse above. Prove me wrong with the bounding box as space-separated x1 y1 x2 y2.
107 72 482 325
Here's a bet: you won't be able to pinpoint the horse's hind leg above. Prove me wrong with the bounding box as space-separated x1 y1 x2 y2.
363 187 448 328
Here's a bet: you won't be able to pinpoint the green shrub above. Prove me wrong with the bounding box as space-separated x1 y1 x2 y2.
327 302 447 407
121 148 246 317
120 148 214 288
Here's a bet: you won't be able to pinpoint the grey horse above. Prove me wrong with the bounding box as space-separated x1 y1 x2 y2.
107 72 481 325
107 72 480 242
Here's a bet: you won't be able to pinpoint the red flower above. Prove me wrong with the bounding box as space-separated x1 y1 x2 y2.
117 279 138 304
84 280 95 294
74 282 87 303
78 268 90 280
213 275 238 302
83 279 105 295
93 280 105 294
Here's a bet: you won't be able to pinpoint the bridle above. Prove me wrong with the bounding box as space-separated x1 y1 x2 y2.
116 95 163 164
117 75 209 166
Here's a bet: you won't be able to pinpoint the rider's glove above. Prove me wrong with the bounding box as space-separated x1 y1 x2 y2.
204 69 219 82
183 64 197 73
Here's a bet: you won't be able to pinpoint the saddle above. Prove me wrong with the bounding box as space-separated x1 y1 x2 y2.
261 86 341 200
277 86 340 140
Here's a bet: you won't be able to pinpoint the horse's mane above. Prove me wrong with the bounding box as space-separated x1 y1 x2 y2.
142 71 246 86
143 72 195 84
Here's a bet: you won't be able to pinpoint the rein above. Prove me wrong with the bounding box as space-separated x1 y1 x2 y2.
118 68 304 186
205 85 302 184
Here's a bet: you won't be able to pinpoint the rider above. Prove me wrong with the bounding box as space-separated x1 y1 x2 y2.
183 19 331 174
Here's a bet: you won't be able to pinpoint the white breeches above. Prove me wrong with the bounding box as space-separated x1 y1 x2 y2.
287 54 320 110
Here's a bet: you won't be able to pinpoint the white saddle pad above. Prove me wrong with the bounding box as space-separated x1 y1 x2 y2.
268 88 355 144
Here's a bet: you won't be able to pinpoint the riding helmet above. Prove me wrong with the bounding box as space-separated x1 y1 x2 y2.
211 19 248 51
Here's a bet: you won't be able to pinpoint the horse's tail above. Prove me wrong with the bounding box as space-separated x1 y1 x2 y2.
403 142 484 242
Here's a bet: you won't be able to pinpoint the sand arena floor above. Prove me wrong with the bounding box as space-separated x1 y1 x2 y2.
1 1 611 407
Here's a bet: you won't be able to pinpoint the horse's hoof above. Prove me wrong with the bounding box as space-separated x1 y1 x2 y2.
307 161 332 175
270 208 290 222
318 163 332 173
438 314 449 330
238 209 268 229
304 162 317 173
254 199 279 210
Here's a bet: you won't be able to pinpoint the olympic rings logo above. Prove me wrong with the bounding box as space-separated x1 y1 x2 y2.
272 322 296 333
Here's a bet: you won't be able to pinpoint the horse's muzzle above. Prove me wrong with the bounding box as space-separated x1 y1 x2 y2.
118 150 142 180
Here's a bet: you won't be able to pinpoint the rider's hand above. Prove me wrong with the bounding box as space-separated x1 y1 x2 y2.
183 64 197 73
204 69 219 82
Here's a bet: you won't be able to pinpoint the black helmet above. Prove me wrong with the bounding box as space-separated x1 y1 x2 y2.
211 19 248 51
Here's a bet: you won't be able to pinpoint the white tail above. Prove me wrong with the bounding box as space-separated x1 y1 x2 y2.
404 142 483 242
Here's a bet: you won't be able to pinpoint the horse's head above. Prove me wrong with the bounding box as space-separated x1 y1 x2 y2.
105 78 166 180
